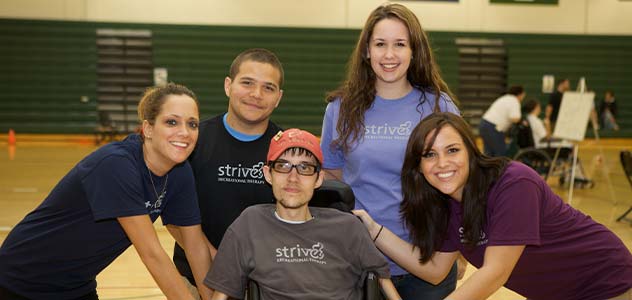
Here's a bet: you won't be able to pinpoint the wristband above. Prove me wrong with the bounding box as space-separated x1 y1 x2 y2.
373 225 384 243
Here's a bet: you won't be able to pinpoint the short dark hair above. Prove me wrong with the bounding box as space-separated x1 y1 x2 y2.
605 90 614 97
556 78 569 87
507 85 524 96
229 48 284 87
522 99 540 114
273 147 321 168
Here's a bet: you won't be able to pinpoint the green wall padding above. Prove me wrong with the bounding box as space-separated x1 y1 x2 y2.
1 18 630 137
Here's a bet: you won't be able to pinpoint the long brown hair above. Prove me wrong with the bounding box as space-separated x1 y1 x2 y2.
400 113 508 262
326 3 457 153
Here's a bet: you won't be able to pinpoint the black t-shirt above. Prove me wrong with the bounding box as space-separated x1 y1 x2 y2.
548 91 563 123
173 114 281 282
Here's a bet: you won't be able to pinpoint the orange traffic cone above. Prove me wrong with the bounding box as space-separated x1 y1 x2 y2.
8 129 16 145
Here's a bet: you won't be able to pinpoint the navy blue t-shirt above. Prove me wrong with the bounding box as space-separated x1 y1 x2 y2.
0 134 200 299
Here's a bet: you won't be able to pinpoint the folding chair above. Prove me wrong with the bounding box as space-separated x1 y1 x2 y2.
95 111 118 145
616 150 632 224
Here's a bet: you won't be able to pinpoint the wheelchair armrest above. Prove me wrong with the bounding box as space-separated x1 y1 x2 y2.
247 279 260 300
248 272 383 300
365 271 383 300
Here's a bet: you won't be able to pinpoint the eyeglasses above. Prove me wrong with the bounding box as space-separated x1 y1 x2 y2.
268 160 320 176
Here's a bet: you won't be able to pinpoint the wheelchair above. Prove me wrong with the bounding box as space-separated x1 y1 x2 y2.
247 271 382 300
246 179 384 300
510 118 593 188
509 118 553 179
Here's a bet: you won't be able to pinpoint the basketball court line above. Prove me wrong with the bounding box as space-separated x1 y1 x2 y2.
12 187 38 193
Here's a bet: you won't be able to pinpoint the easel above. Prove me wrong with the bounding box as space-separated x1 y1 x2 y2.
576 79 617 206
548 78 617 205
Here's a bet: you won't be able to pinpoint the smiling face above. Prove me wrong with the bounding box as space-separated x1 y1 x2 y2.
143 94 199 175
225 60 283 133
368 18 413 93
264 151 324 213
420 125 470 202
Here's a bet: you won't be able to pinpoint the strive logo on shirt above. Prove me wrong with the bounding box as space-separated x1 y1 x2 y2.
364 121 413 140
145 189 165 215
275 242 327 265
217 161 265 184
458 226 488 246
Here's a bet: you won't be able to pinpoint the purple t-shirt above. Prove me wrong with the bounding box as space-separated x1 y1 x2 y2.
441 162 632 300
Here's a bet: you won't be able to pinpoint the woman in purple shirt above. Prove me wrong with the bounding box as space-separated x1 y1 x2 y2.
354 112 632 300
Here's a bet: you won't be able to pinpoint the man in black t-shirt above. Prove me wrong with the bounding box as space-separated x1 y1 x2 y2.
172 48 284 296
545 78 570 133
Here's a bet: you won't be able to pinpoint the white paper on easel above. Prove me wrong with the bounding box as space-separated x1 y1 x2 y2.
552 91 595 142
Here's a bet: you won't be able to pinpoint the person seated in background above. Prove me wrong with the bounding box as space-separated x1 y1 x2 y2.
479 85 526 157
524 99 597 185
205 128 400 300
599 90 619 131
522 99 547 149
522 99 572 149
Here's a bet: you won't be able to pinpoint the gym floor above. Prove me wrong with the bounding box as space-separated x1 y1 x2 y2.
1 137 631 299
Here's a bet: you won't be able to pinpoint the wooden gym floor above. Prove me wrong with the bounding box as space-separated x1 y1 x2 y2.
1 135 631 299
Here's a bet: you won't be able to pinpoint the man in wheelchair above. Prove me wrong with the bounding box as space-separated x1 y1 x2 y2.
513 99 593 188
204 128 401 300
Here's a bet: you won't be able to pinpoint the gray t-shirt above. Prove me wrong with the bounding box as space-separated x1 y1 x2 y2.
205 204 390 299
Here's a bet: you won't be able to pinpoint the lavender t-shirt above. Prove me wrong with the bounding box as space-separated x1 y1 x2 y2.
441 162 632 300
321 87 459 275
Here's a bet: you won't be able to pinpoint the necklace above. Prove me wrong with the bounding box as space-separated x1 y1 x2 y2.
147 166 168 208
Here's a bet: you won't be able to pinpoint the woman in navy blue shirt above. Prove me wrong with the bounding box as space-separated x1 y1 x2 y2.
0 83 212 300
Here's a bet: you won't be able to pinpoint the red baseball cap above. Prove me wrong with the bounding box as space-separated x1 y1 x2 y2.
267 129 324 164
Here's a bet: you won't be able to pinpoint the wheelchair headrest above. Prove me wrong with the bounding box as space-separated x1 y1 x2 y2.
309 179 355 213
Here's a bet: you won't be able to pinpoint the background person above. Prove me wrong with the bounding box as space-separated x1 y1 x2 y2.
522 99 548 148
172 48 284 297
355 112 632 300
205 129 401 300
478 85 525 157
0 83 212 300
320 3 460 299
599 90 620 130
523 98 573 149
545 78 570 133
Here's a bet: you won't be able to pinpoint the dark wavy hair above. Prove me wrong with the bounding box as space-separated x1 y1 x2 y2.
326 3 457 153
400 112 509 262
